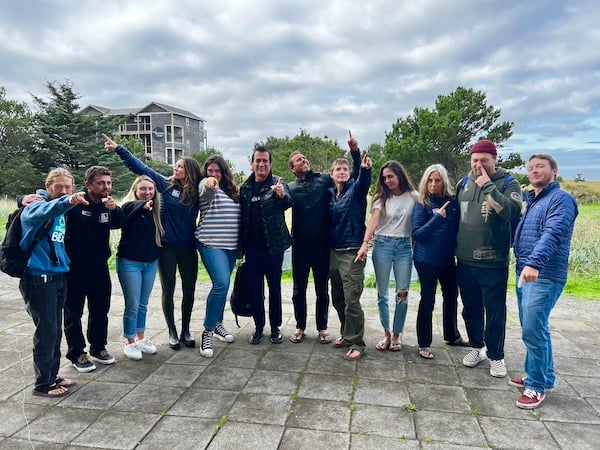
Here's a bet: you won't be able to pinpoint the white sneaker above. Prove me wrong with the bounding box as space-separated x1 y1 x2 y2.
490 359 507 378
136 338 157 354
200 329 214 358
124 343 142 361
463 348 487 367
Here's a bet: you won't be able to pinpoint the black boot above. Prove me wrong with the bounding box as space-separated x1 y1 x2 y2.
180 330 195 348
168 326 181 350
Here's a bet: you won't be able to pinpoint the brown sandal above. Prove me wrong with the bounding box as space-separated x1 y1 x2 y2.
319 332 332 344
344 349 362 360
418 348 434 359
375 340 390 351
290 330 306 343
334 337 346 348
389 341 402 352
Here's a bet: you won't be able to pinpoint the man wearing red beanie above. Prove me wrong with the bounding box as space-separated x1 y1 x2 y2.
455 139 523 378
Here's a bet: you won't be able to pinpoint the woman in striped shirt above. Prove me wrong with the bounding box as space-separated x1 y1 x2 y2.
195 155 241 357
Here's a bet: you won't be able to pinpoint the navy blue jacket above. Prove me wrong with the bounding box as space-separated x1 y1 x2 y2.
412 195 459 267
328 166 372 250
514 182 578 283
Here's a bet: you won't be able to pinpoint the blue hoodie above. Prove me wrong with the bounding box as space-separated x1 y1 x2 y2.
20 191 73 276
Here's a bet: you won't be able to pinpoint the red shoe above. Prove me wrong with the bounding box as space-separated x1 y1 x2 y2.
516 389 545 409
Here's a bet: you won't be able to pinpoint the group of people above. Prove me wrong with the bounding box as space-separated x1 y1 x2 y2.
16 133 577 411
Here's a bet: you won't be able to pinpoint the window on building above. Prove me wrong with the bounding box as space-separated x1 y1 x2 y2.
141 134 152 155
166 147 184 166
166 125 184 143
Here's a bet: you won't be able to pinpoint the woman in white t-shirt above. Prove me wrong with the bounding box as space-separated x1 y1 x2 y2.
357 161 417 352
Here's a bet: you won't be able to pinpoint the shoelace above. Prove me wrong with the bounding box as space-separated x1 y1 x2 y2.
215 324 229 337
202 331 213 349
523 388 541 399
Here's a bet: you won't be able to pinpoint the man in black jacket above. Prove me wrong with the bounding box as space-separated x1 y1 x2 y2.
287 137 361 344
64 166 125 372
240 146 293 345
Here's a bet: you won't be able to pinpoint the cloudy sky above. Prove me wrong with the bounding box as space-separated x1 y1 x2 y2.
2 0 599 179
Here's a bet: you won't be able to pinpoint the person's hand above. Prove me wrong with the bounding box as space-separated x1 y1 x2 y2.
205 177 218 190
354 243 368 263
144 200 153 211
102 133 118 151
348 130 359 152
517 265 539 288
69 192 89 206
22 194 45 206
102 196 117 210
475 165 491 187
436 200 451 218
361 153 372 169
271 178 285 199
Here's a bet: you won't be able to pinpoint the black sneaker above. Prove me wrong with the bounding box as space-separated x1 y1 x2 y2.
270 328 283 344
72 354 96 373
200 329 213 358
90 349 116 365
249 330 263 345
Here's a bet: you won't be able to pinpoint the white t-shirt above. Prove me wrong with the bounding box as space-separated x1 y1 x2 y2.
372 191 417 238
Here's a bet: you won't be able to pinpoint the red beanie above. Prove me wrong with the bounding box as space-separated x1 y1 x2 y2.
470 140 497 155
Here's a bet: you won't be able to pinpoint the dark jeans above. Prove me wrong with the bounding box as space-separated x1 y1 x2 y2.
158 244 198 332
291 244 330 331
20 274 66 390
64 266 111 361
245 247 284 332
456 261 508 360
415 261 461 347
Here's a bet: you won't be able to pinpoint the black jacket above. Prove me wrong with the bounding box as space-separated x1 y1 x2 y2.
240 173 293 256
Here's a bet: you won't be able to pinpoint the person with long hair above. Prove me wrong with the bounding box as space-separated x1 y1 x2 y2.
117 176 165 360
103 134 202 351
195 155 241 358
356 161 417 352
412 164 467 360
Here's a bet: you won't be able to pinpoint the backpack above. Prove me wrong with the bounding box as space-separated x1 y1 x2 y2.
458 174 522 246
0 208 54 278
229 261 258 327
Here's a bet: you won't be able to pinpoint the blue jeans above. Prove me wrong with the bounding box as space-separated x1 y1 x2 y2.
117 258 158 340
371 235 412 334
516 278 564 394
198 243 237 330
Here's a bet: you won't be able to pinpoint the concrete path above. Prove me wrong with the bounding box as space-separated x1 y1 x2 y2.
0 273 598 449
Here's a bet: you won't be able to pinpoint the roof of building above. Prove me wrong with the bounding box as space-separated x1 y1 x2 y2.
80 102 204 121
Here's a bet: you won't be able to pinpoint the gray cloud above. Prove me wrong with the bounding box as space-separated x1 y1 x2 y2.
1 0 599 178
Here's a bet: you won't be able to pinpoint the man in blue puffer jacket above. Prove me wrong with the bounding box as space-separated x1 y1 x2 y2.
510 154 578 410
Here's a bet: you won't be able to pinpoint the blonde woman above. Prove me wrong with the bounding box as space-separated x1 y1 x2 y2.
117 176 165 360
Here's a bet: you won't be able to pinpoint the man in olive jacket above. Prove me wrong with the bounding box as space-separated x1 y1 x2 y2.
240 146 293 346
456 140 522 378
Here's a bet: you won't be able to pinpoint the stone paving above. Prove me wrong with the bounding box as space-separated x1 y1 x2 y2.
0 272 599 449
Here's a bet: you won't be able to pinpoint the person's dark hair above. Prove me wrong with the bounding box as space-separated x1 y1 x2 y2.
85 166 112 184
529 154 558 171
170 156 202 208
252 145 272 162
202 155 239 202
373 161 415 213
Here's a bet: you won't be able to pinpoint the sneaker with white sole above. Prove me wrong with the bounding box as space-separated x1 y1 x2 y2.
509 376 554 393
124 343 142 360
463 348 487 367
135 338 157 354
214 323 234 343
516 388 545 409
72 354 96 373
489 359 507 377
90 349 116 365
200 329 213 358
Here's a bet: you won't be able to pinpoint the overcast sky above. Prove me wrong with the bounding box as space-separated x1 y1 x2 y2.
2 0 599 179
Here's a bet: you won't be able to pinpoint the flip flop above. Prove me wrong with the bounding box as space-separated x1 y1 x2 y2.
334 337 346 348
389 341 402 351
448 337 470 347
55 377 75 387
32 384 69 398
319 332 332 344
289 331 306 343
418 348 434 359
375 340 390 351
344 349 362 360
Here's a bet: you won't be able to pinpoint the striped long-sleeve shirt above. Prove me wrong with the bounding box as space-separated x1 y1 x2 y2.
194 179 240 250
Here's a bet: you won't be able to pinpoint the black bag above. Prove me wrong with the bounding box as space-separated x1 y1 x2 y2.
229 262 254 327
0 208 53 278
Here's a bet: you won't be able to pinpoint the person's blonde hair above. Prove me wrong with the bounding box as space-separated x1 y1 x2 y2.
417 164 454 206
46 168 74 185
122 175 164 247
